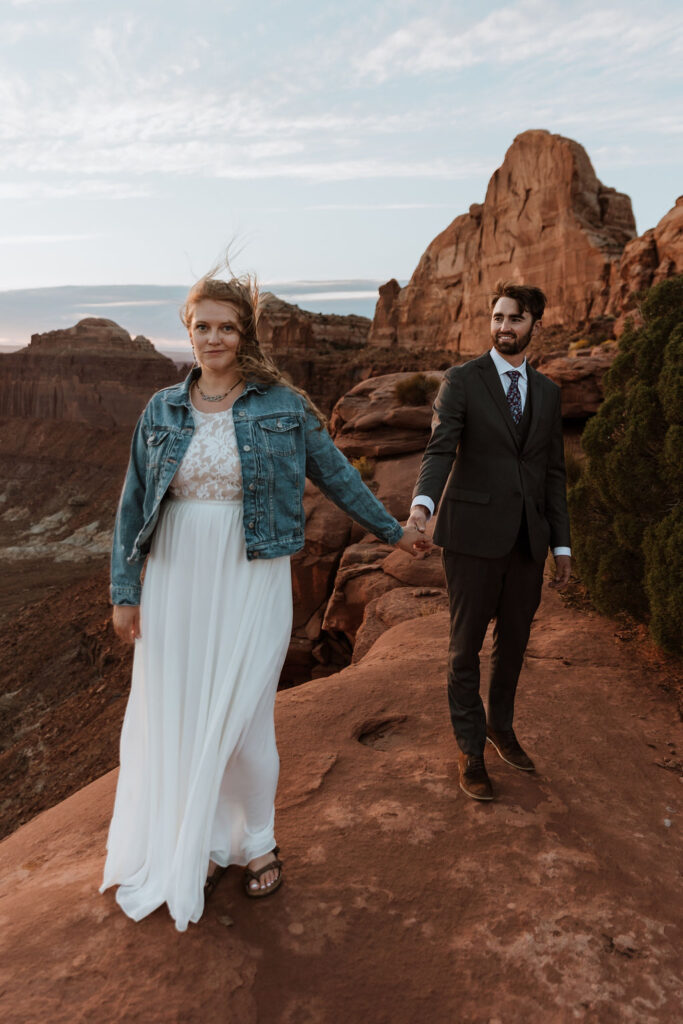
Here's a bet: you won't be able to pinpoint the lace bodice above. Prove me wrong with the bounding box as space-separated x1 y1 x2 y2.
170 405 243 501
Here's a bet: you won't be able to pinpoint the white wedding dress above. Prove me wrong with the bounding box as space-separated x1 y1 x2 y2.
100 401 292 931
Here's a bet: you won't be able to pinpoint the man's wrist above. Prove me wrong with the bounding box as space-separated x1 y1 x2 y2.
411 494 434 518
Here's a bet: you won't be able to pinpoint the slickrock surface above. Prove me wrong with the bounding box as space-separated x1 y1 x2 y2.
1 584 681 1024
609 196 683 332
369 130 636 356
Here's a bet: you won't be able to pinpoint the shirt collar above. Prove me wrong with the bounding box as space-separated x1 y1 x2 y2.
489 347 527 381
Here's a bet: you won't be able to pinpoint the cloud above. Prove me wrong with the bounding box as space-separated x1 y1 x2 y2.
0 232 100 244
356 2 683 82
0 180 150 199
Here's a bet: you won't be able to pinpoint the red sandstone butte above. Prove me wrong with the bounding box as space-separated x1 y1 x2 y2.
369 130 636 356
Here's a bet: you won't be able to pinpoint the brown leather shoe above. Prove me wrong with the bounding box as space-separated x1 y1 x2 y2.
458 752 493 801
486 727 535 772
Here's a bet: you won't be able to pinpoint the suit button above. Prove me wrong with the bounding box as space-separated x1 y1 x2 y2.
248 483 255 491
243 444 251 452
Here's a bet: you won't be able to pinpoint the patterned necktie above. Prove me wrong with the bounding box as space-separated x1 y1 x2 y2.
505 370 523 424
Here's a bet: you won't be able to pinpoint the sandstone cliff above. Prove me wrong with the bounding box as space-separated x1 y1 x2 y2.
0 318 181 428
609 196 683 330
369 130 636 356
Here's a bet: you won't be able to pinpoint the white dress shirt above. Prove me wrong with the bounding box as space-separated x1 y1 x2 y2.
412 348 571 557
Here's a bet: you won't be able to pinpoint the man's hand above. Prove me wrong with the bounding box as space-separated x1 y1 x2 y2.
113 604 141 643
406 504 429 535
549 554 571 590
395 526 433 558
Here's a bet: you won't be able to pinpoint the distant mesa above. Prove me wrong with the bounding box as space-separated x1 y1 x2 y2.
0 317 179 429
368 129 675 355
25 317 164 359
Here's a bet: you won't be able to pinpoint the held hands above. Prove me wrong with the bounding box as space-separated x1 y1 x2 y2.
396 504 433 558
549 554 571 590
113 605 141 644
395 505 434 557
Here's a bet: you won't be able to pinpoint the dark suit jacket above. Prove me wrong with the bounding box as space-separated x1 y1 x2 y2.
413 352 570 563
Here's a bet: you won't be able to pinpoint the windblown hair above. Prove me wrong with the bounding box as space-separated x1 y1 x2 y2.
490 280 547 323
180 268 326 426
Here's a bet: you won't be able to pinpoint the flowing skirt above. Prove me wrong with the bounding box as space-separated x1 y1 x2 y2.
100 497 292 931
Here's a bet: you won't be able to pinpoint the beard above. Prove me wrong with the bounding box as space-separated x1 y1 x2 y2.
493 323 534 355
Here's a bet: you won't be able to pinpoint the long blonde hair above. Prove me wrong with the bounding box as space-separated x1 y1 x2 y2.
180 269 326 427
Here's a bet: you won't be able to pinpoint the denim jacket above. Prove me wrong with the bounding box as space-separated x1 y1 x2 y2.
110 367 404 604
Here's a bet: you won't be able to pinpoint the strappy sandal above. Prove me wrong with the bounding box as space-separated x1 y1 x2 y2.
204 864 227 899
243 846 283 899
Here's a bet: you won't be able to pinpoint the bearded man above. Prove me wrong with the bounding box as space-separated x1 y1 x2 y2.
408 282 571 800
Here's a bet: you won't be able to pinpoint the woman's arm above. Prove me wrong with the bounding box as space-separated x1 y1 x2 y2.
303 410 429 554
110 411 150 606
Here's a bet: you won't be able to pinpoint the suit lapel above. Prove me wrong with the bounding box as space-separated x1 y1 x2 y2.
478 354 520 448
523 364 546 451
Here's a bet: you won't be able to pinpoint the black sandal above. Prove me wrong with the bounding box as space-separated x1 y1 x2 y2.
243 846 283 899
204 864 227 899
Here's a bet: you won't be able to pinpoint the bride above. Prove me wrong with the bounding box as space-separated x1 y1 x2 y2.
101 268 430 931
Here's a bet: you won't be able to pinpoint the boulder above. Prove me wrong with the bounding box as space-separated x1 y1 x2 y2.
534 343 618 417
352 585 448 662
367 130 636 356
330 371 444 459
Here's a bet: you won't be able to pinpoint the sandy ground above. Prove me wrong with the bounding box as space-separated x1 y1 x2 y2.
0 585 681 1024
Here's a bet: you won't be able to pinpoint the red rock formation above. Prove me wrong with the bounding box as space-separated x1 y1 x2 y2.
534 344 617 417
330 371 444 459
0 318 181 428
368 130 636 356
259 294 372 414
609 196 683 331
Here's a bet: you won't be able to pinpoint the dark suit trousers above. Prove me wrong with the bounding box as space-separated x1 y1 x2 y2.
442 524 544 756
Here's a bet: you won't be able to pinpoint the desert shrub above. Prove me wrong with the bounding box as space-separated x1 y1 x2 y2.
564 445 584 489
394 373 440 406
352 456 375 481
568 275 683 655
569 338 591 352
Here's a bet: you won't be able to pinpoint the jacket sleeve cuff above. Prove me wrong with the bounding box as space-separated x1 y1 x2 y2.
382 520 404 545
411 495 435 517
110 584 142 606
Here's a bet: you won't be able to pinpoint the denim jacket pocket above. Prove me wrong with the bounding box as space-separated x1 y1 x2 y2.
257 415 301 456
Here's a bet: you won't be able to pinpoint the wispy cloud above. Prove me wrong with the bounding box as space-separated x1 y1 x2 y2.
0 232 100 244
356 2 683 82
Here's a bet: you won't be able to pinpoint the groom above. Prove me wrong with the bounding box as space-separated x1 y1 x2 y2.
408 282 571 801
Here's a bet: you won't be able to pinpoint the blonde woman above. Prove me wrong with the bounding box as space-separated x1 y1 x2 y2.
101 271 429 931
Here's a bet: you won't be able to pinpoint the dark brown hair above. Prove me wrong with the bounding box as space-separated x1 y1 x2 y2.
490 280 547 323
180 269 326 426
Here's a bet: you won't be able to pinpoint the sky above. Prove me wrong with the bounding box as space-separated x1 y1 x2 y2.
0 0 682 292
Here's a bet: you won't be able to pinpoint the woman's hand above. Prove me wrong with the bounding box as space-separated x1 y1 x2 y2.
395 526 433 558
113 605 141 644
